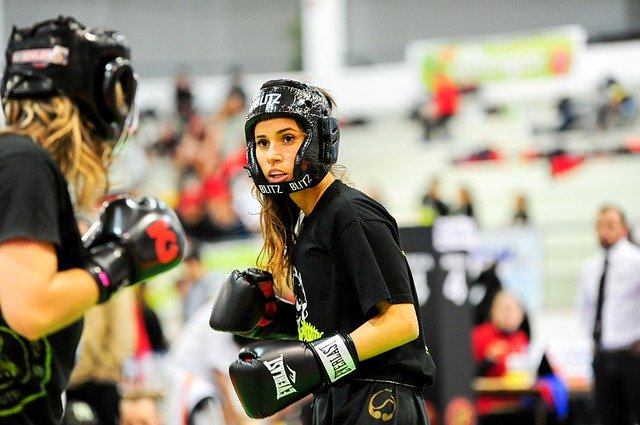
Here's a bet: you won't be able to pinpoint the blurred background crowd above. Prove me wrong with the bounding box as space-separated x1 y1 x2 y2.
3 1 640 424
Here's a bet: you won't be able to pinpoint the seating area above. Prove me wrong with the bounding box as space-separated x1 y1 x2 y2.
338 100 640 316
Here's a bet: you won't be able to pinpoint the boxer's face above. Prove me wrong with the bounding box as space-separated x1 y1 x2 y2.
254 117 306 184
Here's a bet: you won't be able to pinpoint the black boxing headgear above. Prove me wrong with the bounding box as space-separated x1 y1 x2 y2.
244 79 340 195
1 15 138 146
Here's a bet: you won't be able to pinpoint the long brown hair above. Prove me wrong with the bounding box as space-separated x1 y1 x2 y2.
1 96 110 212
255 191 300 291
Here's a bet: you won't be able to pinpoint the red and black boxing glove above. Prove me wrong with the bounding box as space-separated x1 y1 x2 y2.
209 268 297 339
84 194 187 303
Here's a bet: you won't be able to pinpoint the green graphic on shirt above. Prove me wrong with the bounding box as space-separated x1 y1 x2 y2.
0 326 52 416
292 267 324 343
298 320 324 342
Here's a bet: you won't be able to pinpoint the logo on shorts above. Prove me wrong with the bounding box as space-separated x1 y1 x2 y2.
368 389 396 421
263 355 297 399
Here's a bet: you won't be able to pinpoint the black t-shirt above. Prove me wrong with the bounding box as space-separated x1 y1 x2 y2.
292 180 436 388
0 134 84 424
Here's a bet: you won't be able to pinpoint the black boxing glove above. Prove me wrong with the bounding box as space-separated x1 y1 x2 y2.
209 268 296 339
84 194 187 303
209 268 275 332
229 332 359 419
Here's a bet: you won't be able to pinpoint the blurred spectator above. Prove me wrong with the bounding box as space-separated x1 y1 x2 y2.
207 86 248 157
472 290 534 424
120 391 164 425
163 300 245 424
139 67 258 242
453 185 475 219
596 77 635 130
419 178 449 226
175 67 195 124
201 77 262 236
174 139 250 242
176 244 221 323
473 290 568 425
170 81 253 243
140 118 182 207
469 261 531 339
147 118 181 160
555 97 579 133
531 97 581 135
418 71 460 141
134 283 168 357
512 193 530 226
122 283 169 393
578 205 640 425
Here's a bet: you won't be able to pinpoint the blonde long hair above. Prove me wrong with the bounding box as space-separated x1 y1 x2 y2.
1 97 110 211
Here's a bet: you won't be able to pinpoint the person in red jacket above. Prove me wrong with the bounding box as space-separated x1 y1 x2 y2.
472 290 530 421
419 71 460 141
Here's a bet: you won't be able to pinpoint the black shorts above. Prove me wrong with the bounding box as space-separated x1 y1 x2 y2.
311 379 429 425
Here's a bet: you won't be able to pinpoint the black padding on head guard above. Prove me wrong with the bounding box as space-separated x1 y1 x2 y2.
244 79 340 196
1 15 138 142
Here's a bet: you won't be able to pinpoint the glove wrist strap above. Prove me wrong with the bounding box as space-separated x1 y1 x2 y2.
85 243 131 304
311 332 359 384
86 264 112 304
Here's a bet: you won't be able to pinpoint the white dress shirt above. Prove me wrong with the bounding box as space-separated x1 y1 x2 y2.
579 238 640 350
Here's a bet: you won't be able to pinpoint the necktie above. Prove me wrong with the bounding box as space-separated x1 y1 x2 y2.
593 254 608 345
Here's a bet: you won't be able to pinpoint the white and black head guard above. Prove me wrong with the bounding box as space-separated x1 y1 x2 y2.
244 79 340 195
